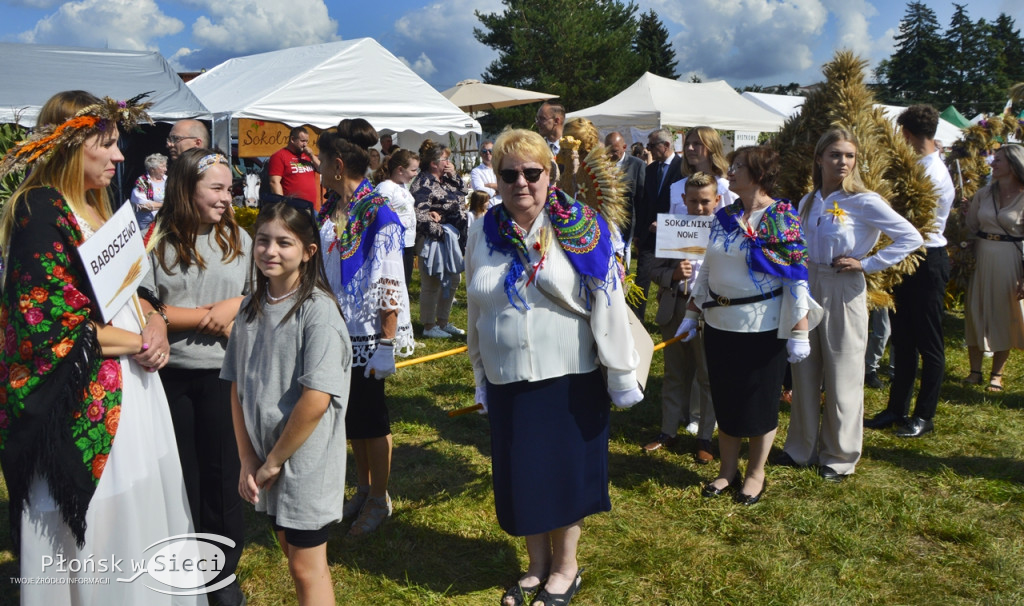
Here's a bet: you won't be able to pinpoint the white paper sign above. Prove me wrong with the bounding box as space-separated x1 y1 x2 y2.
734 131 760 148
655 213 712 260
77 202 149 322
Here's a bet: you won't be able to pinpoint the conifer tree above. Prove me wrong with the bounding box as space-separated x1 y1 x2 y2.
633 10 679 79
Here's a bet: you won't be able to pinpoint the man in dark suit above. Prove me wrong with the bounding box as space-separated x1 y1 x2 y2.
631 128 683 319
605 131 645 265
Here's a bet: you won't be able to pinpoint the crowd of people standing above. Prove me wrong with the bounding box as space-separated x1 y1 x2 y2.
0 89 1011 606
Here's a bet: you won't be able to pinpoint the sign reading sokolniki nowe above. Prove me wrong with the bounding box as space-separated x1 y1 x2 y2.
655 213 712 260
78 202 149 323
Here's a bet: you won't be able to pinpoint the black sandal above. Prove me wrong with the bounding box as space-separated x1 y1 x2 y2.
964 370 983 385
987 373 1004 392
501 578 544 606
532 569 583 606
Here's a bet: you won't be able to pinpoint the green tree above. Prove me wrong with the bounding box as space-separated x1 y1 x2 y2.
633 9 679 79
474 0 644 129
875 2 944 106
988 14 1024 112
940 4 987 115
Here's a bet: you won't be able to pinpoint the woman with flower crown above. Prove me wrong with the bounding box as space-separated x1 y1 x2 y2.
466 129 642 606
0 90 202 603
778 129 920 482
676 145 822 507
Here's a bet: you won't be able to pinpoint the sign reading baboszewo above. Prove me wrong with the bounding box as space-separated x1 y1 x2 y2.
78 202 149 322
655 213 713 260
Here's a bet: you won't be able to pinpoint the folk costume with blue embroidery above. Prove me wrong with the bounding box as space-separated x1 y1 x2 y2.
691 199 823 338
319 178 415 365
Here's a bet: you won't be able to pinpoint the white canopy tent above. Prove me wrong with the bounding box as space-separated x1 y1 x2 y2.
741 91 806 120
0 43 210 125
567 72 786 145
739 91 965 145
188 38 480 156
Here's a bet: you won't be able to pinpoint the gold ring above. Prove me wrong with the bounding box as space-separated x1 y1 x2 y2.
158 352 166 358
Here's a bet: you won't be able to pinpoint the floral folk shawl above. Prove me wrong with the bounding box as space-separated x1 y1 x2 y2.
317 178 405 296
0 187 122 548
714 199 809 282
482 187 616 310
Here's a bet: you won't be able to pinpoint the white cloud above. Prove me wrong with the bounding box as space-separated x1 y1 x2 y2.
664 0 829 82
18 0 183 50
389 0 501 88
398 52 437 78
188 0 338 54
821 0 882 56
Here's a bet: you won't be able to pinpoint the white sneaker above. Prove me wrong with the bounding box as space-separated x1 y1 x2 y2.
440 323 466 336
423 326 451 338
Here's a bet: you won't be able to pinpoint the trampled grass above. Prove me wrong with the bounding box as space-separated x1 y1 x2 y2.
2 275 1023 605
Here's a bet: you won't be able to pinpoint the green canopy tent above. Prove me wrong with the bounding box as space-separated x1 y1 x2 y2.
941 105 971 129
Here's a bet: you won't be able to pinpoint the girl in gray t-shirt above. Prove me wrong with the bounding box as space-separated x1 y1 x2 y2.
222 199 350 603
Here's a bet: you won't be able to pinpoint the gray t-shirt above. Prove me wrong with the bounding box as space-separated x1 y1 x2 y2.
220 289 351 530
143 229 252 369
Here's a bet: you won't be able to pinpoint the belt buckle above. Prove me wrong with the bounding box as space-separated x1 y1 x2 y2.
987 233 1000 241
716 294 731 307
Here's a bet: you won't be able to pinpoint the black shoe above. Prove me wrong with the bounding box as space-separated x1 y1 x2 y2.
771 451 802 468
818 465 846 483
895 416 934 438
532 568 583 606
864 410 902 429
701 471 741 498
209 580 247 606
864 371 884 389
734 479 766 506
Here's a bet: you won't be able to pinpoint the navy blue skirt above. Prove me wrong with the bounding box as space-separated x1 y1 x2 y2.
703 324 787 437
487 369 611 537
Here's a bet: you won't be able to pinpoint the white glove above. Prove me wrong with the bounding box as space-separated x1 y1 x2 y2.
475 384 488 414
610 385 644 409
675 318 699 342
364 343 395 379
786 338 811 364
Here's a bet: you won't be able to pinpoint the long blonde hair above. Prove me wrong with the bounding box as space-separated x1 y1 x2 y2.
681 126 729 178
803 128 870 224
0 90 115 254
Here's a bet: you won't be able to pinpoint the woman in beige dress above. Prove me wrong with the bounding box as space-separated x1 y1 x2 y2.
965 144 1024 391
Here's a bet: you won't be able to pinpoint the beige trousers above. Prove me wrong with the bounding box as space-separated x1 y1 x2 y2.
786 264 867 475
659 300 715 440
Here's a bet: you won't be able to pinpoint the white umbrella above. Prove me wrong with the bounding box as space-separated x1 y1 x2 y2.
440 78 557 113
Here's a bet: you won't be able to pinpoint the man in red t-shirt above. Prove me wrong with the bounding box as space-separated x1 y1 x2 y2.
268 126 321 207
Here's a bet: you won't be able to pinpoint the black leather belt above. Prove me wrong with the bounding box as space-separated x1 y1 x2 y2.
977 231 1024 242
702 287 784 309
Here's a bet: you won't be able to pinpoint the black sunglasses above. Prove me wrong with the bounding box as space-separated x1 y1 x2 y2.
499 168 544 184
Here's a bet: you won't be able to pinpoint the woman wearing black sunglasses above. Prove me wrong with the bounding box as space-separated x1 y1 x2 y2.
466 129 642 606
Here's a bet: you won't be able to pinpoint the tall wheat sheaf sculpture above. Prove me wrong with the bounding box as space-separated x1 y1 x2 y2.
772 51 937 309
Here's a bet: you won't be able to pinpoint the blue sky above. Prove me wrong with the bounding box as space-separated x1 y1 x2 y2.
1 0 1022 94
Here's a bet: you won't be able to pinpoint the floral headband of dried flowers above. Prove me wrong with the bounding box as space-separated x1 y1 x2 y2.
0 91 154 180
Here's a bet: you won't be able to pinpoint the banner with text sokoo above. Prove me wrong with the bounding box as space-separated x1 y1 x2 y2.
655 213 712 260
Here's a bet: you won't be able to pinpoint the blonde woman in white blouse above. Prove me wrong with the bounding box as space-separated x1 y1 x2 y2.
780 128 922 482
467 129 640 606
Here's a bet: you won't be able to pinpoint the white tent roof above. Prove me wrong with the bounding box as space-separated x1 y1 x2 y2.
567 72 786 133
738 91 966 144
188 39 480 135
741 92 806 120
0 43 210 125
875 104 963 146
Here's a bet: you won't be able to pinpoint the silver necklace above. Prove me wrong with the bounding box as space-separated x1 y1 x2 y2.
267 287 299 303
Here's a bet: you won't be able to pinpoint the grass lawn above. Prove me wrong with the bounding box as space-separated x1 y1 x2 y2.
2 274 1023 605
